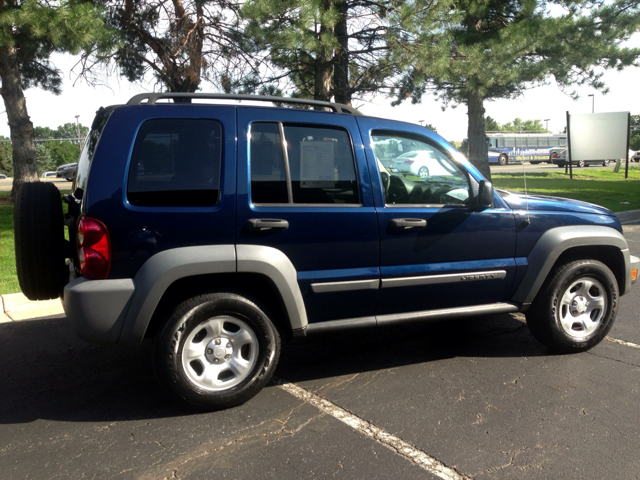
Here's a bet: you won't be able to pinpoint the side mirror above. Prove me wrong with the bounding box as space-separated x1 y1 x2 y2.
477 180 493 208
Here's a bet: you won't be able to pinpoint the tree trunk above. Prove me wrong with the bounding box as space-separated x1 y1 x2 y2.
0 44 39 200
333 0 350 106
466 89 491 180
314 0 334 105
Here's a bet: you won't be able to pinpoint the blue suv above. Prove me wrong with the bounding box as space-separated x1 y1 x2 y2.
14 93 639 409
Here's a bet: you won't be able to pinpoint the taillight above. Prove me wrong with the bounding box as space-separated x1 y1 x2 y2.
552 153 558 159
404 160 415 165
77 216 111 279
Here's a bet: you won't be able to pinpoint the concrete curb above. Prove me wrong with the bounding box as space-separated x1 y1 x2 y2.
1 293 64 322
615 210 640 225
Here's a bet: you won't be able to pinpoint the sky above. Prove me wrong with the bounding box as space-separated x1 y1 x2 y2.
1 45 639 143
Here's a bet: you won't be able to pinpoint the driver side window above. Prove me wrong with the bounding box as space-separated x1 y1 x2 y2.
371 132 470 206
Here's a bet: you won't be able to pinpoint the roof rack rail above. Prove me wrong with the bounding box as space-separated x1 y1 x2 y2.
126 93 363 116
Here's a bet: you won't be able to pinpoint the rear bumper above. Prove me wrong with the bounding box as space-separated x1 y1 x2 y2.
62 277 135 343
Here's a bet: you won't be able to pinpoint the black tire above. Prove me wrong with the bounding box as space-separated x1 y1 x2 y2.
417 166 429 179
14 182 66 300
577 160 585 168
154 292 281 410
602 160 610 167
525 259 618 353
498 154 508 165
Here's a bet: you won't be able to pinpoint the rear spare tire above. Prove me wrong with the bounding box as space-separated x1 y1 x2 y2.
14 182 66 300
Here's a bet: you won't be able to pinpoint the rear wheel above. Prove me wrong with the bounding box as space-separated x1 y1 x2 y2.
602 160 610 167
577 160 585 168
14 182 66 300
525 259 618 353
154 292 281 410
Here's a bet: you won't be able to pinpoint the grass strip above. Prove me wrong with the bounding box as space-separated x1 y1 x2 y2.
492 167 640 212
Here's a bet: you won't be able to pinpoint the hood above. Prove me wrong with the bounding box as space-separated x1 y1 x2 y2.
498 190 615 216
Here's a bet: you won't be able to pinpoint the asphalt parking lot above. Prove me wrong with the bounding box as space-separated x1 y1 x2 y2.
1 225 639 479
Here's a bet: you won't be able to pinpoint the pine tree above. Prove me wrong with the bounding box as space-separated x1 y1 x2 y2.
241 0 397 105
389 0 640 179
0 0 110 199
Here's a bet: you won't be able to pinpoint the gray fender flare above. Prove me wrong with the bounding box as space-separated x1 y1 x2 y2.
236 245 308 332
119 245 236 346
512 225 630 304
119 244 307 346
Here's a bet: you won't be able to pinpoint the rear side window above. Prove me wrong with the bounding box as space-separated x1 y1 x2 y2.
250 122 359 205
127 119 222 207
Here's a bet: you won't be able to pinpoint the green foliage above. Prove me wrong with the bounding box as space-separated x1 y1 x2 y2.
43 141 80 167
241 0 396 103
0 0 112 93
35 144 54 174
630 115 640 151
0 141 12 176
391 0 640 106
34 122 88 140
388 0 640 174
486 117 550 133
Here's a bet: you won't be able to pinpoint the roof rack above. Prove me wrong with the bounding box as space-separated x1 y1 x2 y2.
126 93 362 116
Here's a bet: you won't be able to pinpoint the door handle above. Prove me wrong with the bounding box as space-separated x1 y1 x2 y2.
390 218 427 230
247 218 289 231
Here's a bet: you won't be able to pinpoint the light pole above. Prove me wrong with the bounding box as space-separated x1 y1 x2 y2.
418 120 425 126
75 115 83 150
588 94 594 113
544 119 550 131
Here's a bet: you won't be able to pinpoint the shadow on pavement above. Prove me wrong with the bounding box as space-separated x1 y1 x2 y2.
0 312 550 424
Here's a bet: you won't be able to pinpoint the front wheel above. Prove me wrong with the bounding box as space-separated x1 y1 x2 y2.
602 160 610 167
525 259 618 353
417 166 429 179
498 154 508 165
577 160 585 168
154 293 281 409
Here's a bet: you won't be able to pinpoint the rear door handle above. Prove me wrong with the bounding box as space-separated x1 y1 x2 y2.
390 218 427 230
246 218 289 231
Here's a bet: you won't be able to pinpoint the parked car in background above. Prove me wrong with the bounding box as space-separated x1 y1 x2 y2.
550 150 610 168
391 149 459 179
629 150 638 162
41 171 57 178
0 174 9 179
56 163 77 181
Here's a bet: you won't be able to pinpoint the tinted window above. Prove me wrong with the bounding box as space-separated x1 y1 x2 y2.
515 137 526 147
538 138 549 147
558 138 567 146
504 138 515 147
127 119 222 207
250 123 288 204
249 123 359 205
74 106 118 197
527 138 538 146
284 125 358 204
